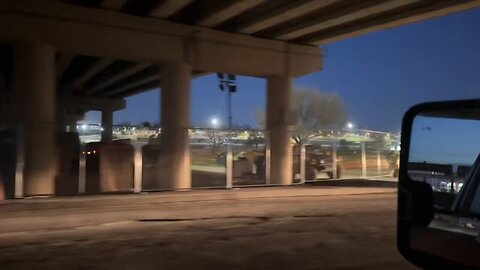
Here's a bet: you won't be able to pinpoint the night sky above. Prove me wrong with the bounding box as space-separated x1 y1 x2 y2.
410 116 480 165
87 7 480 132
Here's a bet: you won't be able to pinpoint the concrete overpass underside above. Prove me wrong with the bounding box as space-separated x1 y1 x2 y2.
0 0 478 197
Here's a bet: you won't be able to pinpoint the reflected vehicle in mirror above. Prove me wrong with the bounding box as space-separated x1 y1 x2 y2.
398 99 480 270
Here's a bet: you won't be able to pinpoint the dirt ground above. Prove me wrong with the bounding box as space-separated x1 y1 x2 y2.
0 187 417 270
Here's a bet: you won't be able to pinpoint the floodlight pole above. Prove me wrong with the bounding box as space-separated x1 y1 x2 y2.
227 89 232 129
217 73 236 189
217 73 236 130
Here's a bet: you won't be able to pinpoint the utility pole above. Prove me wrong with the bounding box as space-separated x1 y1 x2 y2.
217 73 236 129
217 73 236 190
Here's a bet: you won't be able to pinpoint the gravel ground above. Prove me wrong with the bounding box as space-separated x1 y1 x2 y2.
0 187 417 270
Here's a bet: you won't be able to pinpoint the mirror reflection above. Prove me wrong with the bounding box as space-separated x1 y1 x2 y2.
409 113 480 233
407 110 480 267
408 110 480 243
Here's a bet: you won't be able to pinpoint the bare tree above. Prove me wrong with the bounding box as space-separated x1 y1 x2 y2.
257 88 348 145
292 89 347 144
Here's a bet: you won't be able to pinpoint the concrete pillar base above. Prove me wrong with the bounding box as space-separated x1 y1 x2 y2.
269 126 293 185
159 129 191 190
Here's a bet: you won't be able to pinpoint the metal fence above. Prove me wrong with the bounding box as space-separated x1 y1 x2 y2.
133 128 398 191
2 127 400 198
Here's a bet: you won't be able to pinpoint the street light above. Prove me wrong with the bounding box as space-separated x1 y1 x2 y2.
210 117 219 150
347 122 354 130
211 117 219 128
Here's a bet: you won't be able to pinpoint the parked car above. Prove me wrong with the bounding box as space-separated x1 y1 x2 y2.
293 145 343 180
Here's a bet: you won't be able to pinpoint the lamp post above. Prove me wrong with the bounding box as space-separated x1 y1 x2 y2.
216 74 236 189
210 117 219 150
217 73 236 129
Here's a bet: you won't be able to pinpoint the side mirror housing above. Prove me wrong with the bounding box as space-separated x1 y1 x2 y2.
398 99 480 270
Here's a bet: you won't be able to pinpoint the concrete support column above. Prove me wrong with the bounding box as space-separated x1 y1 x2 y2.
56 106 67 133
65 114 79 133
13 42 56 196
299 144 306 183
160 62 191 190
332 142 338 179
376 150 381 176
267 75 293 185
361 142 367 177
101 109 113 143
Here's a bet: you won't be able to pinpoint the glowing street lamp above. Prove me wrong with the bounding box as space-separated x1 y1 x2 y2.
211 117 219 128
347 122 354 130
210 117 220 150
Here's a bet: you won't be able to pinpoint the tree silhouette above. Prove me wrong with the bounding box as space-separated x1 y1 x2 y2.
141 121 152 128
257 88 348 145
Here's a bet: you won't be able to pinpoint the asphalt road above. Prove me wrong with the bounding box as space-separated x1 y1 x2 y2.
0 187 416 270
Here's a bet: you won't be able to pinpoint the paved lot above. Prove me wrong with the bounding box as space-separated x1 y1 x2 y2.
0 186 416 270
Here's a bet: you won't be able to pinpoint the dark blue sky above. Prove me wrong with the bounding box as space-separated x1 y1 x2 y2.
410 116 480 165
88 7 480 131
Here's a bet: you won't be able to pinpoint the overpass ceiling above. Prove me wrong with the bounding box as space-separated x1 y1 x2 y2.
22 0 480 99
65 0 480 45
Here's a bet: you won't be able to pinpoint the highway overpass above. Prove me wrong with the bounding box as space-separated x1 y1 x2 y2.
0 0 478 196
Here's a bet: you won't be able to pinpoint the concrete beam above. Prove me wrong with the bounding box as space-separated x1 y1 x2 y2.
56 52 74 80
86 62 152 95
109 70 207 98
103 74 159 97
302 0 480 45
114 80 159 98
149 0 194 18
61 96 126 112
69 59 113 92
238 0 338 34
274 0 420 40
101 0 130 10
197 0 267 27
191 30 322 76
0 1 322 77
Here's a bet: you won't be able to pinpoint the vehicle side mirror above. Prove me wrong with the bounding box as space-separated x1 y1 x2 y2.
398 99 480 270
